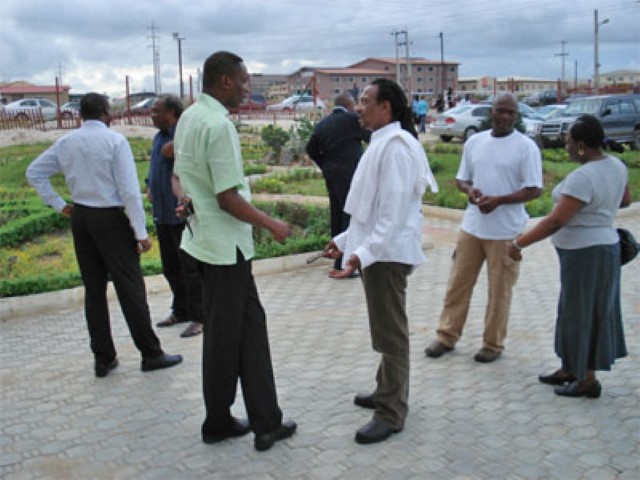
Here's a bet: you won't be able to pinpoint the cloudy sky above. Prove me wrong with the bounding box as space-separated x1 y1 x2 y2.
1 0 638 97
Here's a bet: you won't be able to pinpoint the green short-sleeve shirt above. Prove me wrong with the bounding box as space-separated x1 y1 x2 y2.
174 93 254 265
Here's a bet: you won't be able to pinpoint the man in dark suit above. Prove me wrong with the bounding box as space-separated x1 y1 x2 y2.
306 93 371 278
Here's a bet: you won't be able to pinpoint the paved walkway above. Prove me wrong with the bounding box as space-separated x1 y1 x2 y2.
1 207 639 479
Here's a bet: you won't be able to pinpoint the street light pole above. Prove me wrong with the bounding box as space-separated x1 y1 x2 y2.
593 9 609 95
173 32 185 100
439 32 444 96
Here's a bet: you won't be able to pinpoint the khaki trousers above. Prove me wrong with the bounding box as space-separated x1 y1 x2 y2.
362 262 412 430
436 230 520 352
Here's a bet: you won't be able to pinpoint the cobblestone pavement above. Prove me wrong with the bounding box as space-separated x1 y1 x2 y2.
1 208 639 479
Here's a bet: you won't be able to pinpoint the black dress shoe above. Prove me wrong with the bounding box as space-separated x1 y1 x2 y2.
156 313 188 327
202 417 251 444
254 420 297 451
354 393 376 409
355 419 401 445
95 358 118 378
539 369 576 385
555 380 601 398
141 353 183 372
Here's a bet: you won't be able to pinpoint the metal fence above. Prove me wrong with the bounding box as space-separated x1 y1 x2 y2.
0 109 155 131
0 109 324 133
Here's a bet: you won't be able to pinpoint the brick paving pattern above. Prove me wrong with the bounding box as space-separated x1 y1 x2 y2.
1 207 638 479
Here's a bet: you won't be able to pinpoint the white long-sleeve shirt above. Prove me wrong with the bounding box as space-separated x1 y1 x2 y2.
334 121 437 270
25 120 148 240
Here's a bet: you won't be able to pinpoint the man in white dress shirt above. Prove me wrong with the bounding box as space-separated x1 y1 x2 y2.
26 93 182 378
325 78 438 444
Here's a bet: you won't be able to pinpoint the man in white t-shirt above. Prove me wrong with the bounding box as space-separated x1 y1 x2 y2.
425 93 543 363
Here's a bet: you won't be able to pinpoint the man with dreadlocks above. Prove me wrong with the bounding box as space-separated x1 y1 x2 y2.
324 78 438 444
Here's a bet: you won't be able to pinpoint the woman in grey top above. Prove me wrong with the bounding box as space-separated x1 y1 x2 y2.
507 115 632 398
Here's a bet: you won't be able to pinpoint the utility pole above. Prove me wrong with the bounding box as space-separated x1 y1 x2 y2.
147 21 161 94
554 40 569 96
173 32 185 100
57 63 64 87
391 30 404 85
391 30 410 94
594 9 609 95
402 31 411 95
439 32 445 96
574 59 578 91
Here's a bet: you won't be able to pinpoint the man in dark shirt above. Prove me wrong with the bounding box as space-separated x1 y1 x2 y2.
306 93 371 278
148 95 203 338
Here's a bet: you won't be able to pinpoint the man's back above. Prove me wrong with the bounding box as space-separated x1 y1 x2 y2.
306 109 369 172
54 121 133 207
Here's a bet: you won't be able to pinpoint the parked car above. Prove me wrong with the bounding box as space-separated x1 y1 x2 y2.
525 90 558 107
266 95 325 112
431 101 537 142
533 104 567 121
61 101 80 119
130 97 157 114
241 93 267 111
4 98 58 120
430 104 492 142
538 94 640 149
229 93 268 113
524 105 567 143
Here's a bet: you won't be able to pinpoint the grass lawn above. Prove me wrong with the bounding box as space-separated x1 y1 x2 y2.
1 137 638 297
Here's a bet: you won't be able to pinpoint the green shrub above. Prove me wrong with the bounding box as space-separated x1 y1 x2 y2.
0 210 70 248
0 272 82 297
244 163 268 176
525 194 553 217
260 125 290 158
252 177 285 193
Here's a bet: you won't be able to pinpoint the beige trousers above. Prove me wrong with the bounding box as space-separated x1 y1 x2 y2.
436 230 520 352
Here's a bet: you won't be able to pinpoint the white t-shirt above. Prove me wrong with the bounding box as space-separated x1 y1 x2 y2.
457 130 543 239
551 155 627 249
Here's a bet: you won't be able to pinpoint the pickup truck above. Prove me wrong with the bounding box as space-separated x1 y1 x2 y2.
538 94 640 150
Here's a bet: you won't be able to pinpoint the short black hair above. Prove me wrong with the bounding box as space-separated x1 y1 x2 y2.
570 115 605 149
80 93 108 120
371 78 417 138
157 94 183 119
202 51 243 90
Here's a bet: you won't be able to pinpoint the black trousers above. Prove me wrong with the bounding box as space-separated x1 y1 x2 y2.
324 170 353 270
156 222 202 323
198 251 282 436
71 204 163 363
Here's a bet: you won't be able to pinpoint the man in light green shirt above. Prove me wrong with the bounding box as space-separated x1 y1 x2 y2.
174 51 297 452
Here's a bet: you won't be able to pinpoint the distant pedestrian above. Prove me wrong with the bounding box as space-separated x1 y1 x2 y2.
306 93 371 278
26 92 182 378
416 95 428 133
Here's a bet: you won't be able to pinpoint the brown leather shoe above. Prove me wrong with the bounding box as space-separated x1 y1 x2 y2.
474 347 501 363
156 313 187 328
180 322 203 338
424 340 453 358
539 369 576 385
